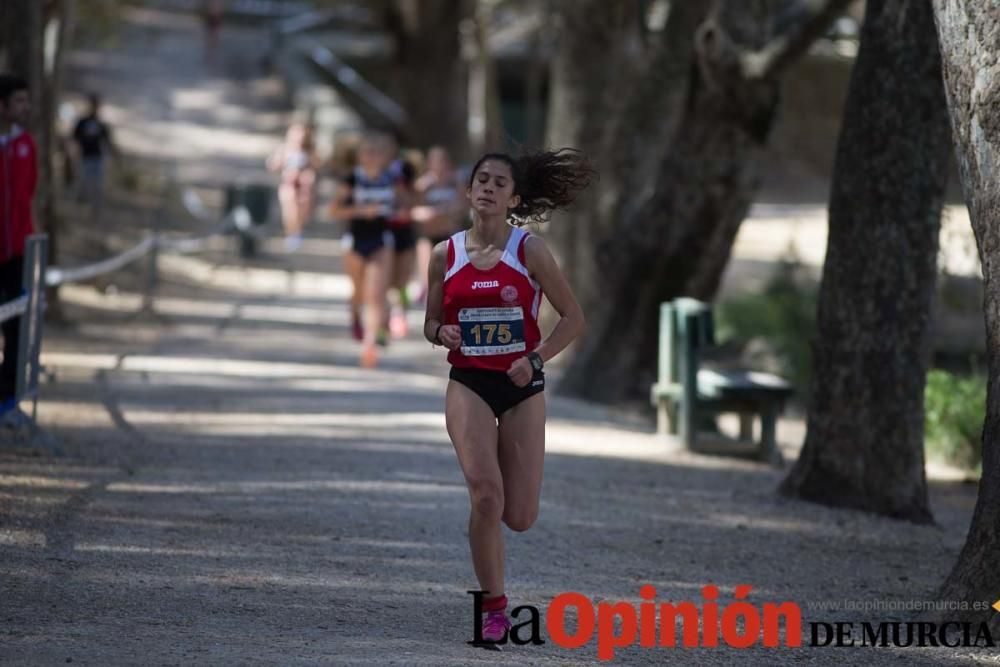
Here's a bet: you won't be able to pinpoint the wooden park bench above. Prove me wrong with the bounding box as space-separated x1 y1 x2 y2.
650 298 793 464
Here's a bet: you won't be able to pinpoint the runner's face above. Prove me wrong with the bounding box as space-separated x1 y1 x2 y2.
377 138 397 169
468 160 519 217
358 141 381 172
428 148 450 176
287 124 305 146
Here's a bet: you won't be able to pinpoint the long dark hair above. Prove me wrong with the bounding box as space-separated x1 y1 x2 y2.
468 148 595 225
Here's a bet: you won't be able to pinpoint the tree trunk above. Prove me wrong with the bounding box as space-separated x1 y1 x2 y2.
561 57 779 401
464 0 502 157
0 1 48 249
385 0 469 159
39 0 75 283
544 0 645 298
779 0 951 523
0 1 43 89
927 0 1000 630
559 0 857 402
522 18 545 148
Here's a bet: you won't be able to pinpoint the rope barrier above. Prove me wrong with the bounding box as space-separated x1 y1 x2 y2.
45 187 256 285
3 175 273 453
0 294 29 325
46 236 155 287
159 210 239 253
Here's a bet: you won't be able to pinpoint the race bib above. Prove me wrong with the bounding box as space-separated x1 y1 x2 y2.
458 306 526 356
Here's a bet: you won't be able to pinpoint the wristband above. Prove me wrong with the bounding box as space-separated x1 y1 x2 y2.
433 323 444 345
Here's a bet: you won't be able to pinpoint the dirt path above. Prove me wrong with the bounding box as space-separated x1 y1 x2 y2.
0 7 991 666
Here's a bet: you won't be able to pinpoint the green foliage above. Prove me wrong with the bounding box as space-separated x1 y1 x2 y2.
924 369 985 472
715 261 817 396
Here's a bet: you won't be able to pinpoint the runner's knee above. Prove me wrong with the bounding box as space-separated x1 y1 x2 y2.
502 504 538 532
467 476 504 521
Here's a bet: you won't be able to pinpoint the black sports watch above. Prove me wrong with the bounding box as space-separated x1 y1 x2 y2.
526 351 544 372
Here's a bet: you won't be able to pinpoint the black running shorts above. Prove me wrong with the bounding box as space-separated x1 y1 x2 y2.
449 366 545 418
390 225 417 254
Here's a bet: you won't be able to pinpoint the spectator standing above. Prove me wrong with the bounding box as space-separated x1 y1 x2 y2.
72 93 117 220
0 74 37 416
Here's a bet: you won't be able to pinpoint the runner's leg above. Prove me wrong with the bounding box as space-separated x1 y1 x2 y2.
277 182 297 236
344 249 364 338
389 246 415 337
497 392 546 532
361 246 390 365
446 380 505 598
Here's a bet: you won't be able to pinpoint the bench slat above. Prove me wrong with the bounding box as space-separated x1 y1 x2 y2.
696 368 793 400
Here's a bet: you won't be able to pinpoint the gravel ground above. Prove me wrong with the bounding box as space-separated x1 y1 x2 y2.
1 6 993 667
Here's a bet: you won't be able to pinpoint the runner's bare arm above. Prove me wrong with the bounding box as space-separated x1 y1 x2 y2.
523 235 585 364
266 146 284 172
328 182 380 220
424 241 461 349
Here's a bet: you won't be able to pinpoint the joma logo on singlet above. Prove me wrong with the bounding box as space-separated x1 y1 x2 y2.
471 280 500 290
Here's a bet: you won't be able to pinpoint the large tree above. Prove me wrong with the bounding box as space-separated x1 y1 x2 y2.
382 0 471 158
463 0 503 156
549 0 853 402
779 0 951 522
545 0 705 322
0 1 43 86
927 0 1000 631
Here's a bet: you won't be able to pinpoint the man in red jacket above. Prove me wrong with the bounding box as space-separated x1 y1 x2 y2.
0 74 37 413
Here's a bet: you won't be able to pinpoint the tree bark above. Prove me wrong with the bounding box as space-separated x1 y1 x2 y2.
927 0 1000 630
779 0 951 523
384 0 470 159
522 16 545 148
0 1 43 89
559 0 851 402
544 0 646 300
39 0 75 280
0 1 46 237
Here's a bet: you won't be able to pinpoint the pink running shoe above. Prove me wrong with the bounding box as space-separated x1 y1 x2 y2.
481 610 511 643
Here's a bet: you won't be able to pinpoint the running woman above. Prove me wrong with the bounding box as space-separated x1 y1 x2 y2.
330 135 399 368
267 122 318 252
412 146 466 305
423 149 593 643
381 135 418 339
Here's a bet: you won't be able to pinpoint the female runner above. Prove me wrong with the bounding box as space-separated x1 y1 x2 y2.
423 149 593 642
412 146 466 305
330 134 398 367
383 136 418 339
266 122 318 252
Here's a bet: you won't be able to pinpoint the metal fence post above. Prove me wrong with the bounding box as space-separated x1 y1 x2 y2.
16 235 48 429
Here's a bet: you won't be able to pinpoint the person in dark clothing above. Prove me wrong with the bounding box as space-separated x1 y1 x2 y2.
72 93 116 219
0 74 37 414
